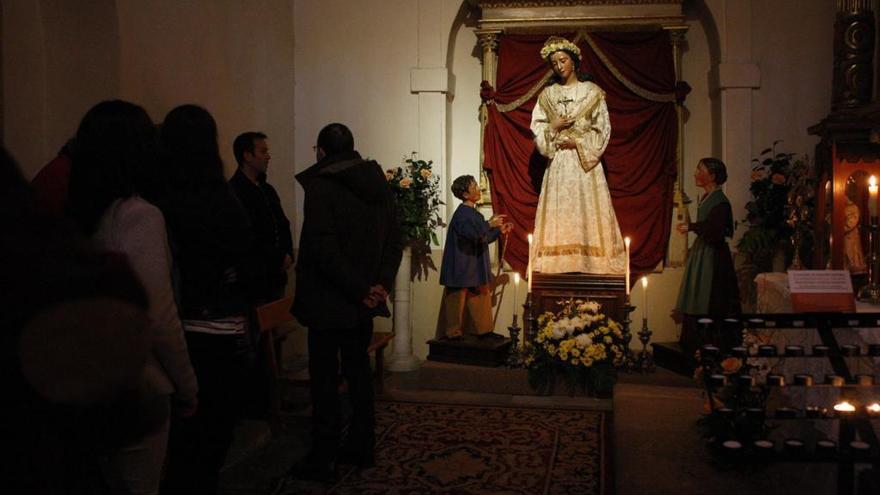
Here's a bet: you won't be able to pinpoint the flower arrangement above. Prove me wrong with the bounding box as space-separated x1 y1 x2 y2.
737 142 815 269
385 154 444 280
524 298 625 396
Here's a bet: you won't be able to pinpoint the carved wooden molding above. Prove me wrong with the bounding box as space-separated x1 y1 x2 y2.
474 0 685 32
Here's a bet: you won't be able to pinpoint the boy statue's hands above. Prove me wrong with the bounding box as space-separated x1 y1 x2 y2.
500 222 514 234
488 213 508 228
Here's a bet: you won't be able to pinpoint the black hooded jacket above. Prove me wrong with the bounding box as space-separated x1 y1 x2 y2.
291 151 402 328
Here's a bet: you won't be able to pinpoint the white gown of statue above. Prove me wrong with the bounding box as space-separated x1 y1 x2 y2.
530 80 626 274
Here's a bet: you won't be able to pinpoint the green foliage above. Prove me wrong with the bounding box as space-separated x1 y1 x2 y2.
385 155 445 280
736 142 815 267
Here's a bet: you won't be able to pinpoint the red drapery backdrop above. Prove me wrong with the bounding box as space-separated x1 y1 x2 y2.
482 32 685 276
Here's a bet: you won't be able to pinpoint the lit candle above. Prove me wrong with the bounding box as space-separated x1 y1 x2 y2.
513 272 520 324
641 276 648 325
527 233 533 293
834 400 856 414
624 237 631 296
870 176 878 217
866 402 880 416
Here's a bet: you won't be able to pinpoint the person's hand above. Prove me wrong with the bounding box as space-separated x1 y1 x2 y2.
550 116 574 132
488 214 508 228
501 222 514 234
362 284 388 308
676 223 688 234
557 138 577 150
280 254 293 272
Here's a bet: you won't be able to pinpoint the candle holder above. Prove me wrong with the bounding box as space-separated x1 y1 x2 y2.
506 315 523 368
636 317 655 373
857 215 880 303
620 299 637 371
523 292 537 345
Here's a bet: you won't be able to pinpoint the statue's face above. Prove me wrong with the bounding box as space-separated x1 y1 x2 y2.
694 162 716 188
550 51 575 81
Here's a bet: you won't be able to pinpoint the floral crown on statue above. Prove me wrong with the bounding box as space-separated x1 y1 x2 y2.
540 36 581 60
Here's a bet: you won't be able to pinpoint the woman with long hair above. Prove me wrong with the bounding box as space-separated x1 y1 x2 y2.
529 36 626 275
67 100 198 495
157 104 257 494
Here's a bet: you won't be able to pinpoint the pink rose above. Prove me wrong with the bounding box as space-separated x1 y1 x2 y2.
771 173 786 185
400 178 413 188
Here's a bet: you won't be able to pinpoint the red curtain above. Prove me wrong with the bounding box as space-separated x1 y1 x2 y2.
483 32 682 276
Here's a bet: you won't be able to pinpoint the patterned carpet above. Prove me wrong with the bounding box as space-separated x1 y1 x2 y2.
265 401 608 495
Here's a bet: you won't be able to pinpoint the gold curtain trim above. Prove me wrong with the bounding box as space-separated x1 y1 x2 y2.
538 243 605 257
581 31 676 103
496 72 553 112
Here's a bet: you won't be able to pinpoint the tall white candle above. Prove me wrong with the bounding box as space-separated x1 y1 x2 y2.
624 237 631 296
527 233 534 293
641 276 648 325
870 176 878 217
513 272 520 324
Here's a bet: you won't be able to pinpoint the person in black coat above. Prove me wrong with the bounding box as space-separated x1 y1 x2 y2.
229 132 293 303
290 123 402 479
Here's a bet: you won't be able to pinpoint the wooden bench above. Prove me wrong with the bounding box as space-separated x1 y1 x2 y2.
368 331 394 395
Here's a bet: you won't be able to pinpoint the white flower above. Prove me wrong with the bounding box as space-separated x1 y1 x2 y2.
575 334 592 347
551 324 567 340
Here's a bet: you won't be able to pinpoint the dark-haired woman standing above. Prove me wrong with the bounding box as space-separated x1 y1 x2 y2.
674 158 741 353
157 104 257 494
67 100 198 495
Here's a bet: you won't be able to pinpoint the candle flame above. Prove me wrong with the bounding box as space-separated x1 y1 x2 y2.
641 276 648 288
528 233 533 244
868 403 880 413
834 401 856 412
624 236 631 247
514 272 520 284
871 176 878 188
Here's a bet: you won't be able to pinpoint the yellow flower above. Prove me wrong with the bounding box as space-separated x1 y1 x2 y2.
571 358 580 365
604 336 612 344
571 348 580 357
385 171 394 181
420 168 432 178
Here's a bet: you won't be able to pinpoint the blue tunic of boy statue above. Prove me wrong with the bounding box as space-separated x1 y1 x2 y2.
437 175 513 339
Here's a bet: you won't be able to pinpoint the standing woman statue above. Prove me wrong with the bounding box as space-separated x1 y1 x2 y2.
530 36 627 275
674 158 741 353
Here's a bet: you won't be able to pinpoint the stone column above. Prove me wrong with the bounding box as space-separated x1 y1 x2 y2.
388 0 449 372
716 0 761 245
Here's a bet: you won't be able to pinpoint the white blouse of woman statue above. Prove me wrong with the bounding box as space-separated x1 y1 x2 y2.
529 36 627 275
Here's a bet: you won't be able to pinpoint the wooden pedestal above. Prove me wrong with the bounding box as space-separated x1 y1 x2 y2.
530 273 628 322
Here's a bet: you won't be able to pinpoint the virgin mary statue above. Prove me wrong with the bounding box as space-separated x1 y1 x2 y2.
529 36 627 275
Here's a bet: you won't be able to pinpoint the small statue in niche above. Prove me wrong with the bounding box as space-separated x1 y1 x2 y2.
844 198 867 274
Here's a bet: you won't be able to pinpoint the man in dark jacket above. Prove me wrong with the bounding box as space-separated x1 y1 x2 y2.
229 132 293 302
290 123 402 479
